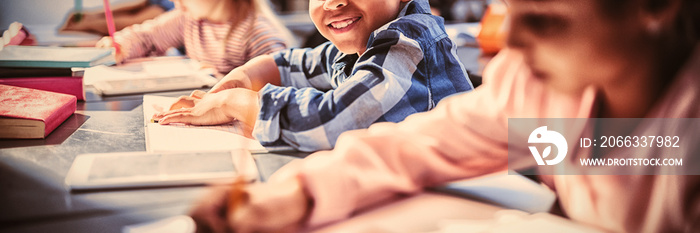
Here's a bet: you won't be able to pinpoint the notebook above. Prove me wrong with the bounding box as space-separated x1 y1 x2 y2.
85 59 218 96
0 84 77 139
142 95 267 153
0 45 115 68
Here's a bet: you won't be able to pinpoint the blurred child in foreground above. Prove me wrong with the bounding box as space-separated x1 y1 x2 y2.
189 0 700 232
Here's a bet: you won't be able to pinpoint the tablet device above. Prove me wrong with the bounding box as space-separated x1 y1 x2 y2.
65 150 258 191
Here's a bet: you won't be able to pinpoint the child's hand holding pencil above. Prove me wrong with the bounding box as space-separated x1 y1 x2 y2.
94 0 122 63
95 36 124 63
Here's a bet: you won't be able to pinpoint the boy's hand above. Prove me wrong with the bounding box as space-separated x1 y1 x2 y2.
167 90 207 110
189 178 310 233
96 36 124 63
153 89 260 130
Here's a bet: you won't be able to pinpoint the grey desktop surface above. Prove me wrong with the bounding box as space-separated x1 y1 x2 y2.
0 90 301 233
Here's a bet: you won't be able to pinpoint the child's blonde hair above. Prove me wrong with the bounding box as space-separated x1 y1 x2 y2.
224 0 297 48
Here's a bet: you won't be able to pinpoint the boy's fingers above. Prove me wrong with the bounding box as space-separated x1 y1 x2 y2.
169 102 191 111
169 96 197 110
158 113 198 125
157 108 192 124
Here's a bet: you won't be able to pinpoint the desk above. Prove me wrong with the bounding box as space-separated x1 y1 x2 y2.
0 44 495 232
0 89 509 233
0 90 301 233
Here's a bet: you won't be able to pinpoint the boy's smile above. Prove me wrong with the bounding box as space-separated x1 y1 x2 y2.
310 0 410 55
327 17 361 33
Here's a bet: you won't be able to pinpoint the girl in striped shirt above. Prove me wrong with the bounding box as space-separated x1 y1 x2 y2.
96 0 294 75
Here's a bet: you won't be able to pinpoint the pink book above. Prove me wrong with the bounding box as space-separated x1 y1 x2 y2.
0 76 84 100
0 84 77 139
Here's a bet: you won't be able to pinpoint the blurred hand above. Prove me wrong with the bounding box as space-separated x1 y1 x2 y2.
153 88 260 129
60 12 92 32
190 178 310 233
96 36 124 63
189 185 233 233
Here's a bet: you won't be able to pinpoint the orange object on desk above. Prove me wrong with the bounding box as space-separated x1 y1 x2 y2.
477 2 508 55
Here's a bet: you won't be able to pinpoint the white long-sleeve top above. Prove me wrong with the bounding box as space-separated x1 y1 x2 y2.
114 10 288 74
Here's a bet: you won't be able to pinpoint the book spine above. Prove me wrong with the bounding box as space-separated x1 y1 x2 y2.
42 95 77 138
0 77 85 100
0 67 74 78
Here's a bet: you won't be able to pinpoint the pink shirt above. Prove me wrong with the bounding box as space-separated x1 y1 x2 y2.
272 47 700 232
114 10 288 74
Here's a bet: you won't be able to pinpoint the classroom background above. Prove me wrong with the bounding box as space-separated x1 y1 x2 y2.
0 0 490 46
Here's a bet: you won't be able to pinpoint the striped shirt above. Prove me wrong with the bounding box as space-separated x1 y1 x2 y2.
254 0 474 152
114 10 288 74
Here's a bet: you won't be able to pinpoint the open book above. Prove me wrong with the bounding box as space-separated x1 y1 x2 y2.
143 95 266 153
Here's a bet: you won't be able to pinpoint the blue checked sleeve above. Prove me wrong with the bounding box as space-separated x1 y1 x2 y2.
254 29 427 152
272 42 336 91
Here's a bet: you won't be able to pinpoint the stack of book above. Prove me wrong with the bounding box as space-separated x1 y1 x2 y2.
0 45 116 100
0 84 77 139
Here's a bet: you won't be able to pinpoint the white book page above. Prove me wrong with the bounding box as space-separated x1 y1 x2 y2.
143 95 266 153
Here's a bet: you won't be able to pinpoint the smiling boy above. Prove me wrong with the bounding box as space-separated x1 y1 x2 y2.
155 0 473 151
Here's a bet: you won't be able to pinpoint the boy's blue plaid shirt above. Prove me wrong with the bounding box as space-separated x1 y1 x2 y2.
254 0 473 151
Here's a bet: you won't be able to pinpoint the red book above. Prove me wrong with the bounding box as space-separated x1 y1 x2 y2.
0 84 77 139
0 76 85 100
